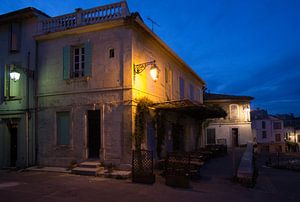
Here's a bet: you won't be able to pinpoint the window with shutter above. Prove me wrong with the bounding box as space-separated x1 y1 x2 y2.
63 41 92 80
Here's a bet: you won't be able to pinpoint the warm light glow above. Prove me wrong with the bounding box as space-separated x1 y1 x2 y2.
10 71 20 81
150 65 159 81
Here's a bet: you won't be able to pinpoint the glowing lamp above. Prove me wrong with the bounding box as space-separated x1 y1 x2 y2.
150 64 159 81
10 71 20 81
133 60 160 81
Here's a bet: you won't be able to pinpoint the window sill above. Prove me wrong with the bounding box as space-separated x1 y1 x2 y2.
4 96 22 101
65 76 91 84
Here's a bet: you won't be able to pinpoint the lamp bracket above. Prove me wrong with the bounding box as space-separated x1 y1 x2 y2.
133 60 156 74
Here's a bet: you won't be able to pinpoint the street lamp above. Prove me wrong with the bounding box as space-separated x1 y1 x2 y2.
9 66 34 81
133 60 160 81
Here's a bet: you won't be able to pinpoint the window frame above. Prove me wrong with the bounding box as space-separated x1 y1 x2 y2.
71 45 85 78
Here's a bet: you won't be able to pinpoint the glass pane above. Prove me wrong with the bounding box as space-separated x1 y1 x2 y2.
75 63 79 70
81 47 85 54
75 48 79 55
81 55 85 61
75 55 79 62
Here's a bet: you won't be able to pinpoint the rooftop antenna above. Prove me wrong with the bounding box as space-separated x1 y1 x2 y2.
147 17 160 32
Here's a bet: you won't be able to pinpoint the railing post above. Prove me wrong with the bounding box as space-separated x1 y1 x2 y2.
120 1 130 16
75 8 83 26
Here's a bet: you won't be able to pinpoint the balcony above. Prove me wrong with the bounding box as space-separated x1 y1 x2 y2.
38 1 130 34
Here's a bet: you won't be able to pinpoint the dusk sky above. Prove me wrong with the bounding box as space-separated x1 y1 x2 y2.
1 0 300 116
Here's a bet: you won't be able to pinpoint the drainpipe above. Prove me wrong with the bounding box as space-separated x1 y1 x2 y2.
102 103 106 161
34 41 39 166
26 51 31 167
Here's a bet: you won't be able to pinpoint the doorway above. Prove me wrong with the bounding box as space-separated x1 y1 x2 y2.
7 122 18 167
232 128 239 147
88 110 101 159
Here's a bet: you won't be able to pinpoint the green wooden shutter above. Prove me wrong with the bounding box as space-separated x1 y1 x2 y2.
57 112 70 145
4 65 10 98
63 45 71 80
84 41 92 77
0 66 4 103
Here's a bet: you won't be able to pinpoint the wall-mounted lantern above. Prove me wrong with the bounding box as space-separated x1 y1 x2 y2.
9 66 34 82
133 60 160 81
10 70 21 81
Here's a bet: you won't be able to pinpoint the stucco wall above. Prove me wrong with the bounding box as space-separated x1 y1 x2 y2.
37 26 134 166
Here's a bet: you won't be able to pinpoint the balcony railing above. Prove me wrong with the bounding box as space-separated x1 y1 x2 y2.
38 1 130 34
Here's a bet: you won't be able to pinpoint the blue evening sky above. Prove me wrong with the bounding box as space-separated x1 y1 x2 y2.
1 0 300 116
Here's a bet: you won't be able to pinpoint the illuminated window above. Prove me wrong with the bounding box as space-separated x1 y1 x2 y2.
57 112 70 145
207 128 216 144
298 135 300 143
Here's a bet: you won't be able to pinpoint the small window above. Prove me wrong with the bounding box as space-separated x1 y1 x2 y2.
57 112 70 145
262 131 267 139
207 128 216 144
109 48 114 58
10 22 21 52
275 134 281 142
273 122 282 130
262 121 266 129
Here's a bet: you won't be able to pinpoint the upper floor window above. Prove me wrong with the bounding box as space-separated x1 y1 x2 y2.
273 122 282 130
179 77 185 99
189 84 194 100
262 121 266 129
165 67 172 100
72 46 85 77
230 104 239 120
63 42 92 80
10 22 21 53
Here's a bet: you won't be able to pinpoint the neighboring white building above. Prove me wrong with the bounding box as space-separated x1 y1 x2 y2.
203 93 253 147
251 109 285 153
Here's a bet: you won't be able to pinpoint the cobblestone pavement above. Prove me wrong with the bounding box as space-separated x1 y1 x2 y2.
1 149 300 202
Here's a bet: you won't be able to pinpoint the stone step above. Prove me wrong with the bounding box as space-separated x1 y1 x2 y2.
79 161 102 168
72 166 104 176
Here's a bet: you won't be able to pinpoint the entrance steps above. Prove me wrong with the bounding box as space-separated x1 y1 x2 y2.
72 161 104 176
71 161 131 179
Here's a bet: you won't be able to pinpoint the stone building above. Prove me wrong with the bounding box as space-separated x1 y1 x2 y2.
0 8 49 168
203 93 253 147
35 1 210 168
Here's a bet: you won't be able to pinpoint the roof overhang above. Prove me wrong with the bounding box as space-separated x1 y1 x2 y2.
152 99 227 120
